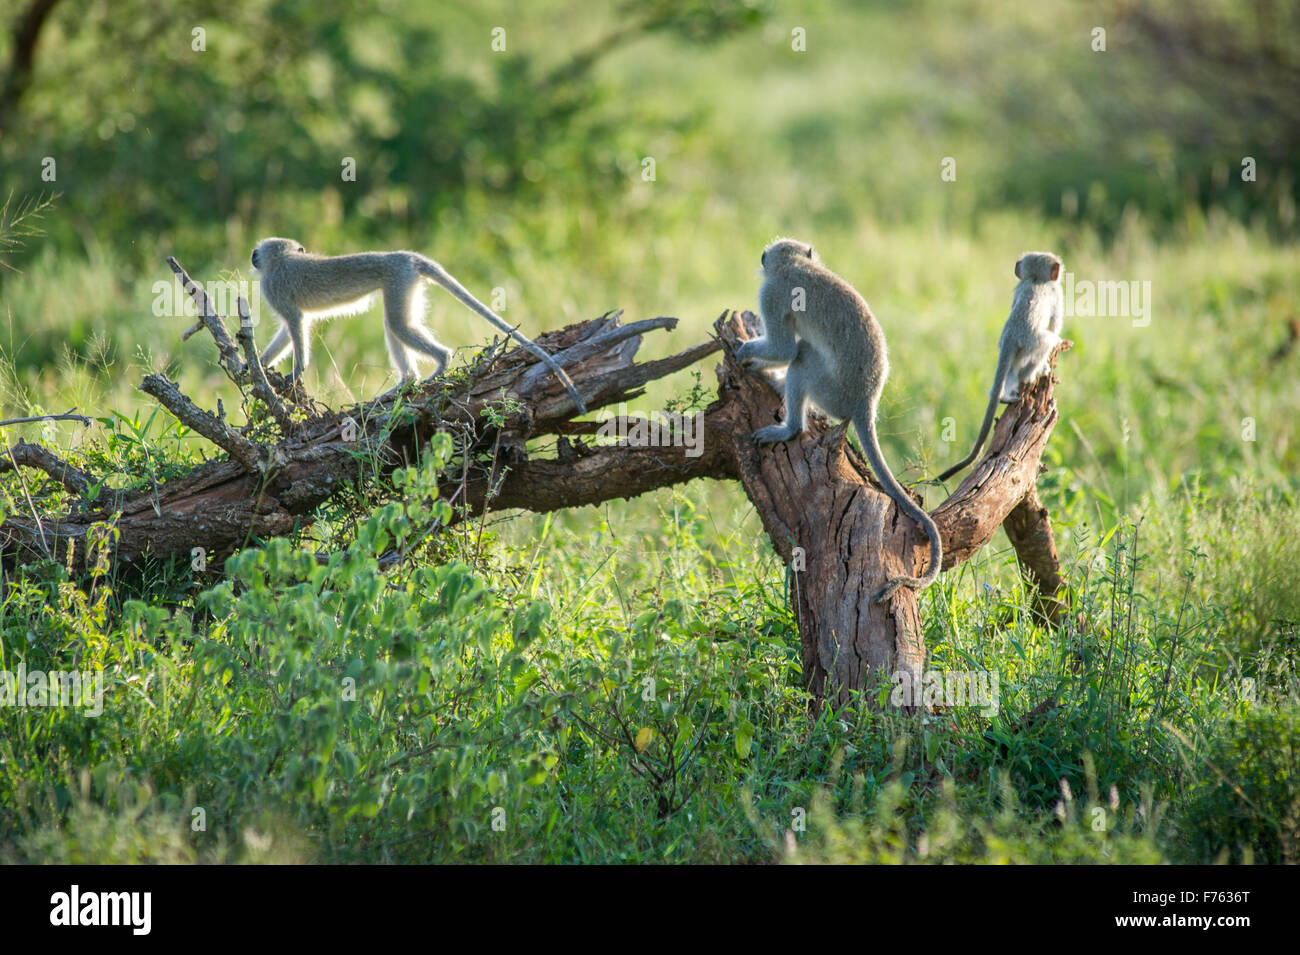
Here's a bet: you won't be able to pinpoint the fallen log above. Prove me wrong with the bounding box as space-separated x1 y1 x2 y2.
0 258 1070 706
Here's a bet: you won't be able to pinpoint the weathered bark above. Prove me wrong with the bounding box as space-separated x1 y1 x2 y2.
0 308 719 571
0 258 1071 707
1004 485 1069 625
0 438 92 496
706 313 1070 706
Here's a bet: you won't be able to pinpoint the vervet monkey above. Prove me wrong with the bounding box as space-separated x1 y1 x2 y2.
250 238 587 412
735 238 942 604
935 251 1063 483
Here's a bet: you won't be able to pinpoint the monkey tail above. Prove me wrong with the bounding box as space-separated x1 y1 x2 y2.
854 411 943 605
415 257 588 414
935 347 1011 484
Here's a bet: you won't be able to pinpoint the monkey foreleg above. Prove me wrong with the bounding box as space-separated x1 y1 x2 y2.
736 331 798 371
259 325 293 371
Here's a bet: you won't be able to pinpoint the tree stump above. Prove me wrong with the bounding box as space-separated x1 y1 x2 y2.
709 311 1068 706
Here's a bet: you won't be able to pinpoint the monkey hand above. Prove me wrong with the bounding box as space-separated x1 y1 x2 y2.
735 341 759 369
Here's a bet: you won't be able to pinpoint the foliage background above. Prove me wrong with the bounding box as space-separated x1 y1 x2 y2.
0 0 1296 863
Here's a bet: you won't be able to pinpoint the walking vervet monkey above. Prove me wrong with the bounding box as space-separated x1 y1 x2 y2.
935 251 1063 483
250 238 587 412
735 238 942 604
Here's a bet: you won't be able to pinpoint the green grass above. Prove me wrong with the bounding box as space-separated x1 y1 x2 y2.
0 0 1296 863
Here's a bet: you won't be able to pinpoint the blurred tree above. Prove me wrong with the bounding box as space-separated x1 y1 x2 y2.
1118 0 1299 225
0 0 64 132
986 0 1299 234
0 0 766 258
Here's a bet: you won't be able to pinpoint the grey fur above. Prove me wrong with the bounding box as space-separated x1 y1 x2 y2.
735 238 942 604
250 237 587 413
935 251 1063 483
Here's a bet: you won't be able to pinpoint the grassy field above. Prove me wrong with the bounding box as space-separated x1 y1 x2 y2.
0 0 1296 863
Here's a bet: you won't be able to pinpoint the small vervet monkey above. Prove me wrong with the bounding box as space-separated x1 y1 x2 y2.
735 238 942 604
934 251 1063 483
250 238 587 412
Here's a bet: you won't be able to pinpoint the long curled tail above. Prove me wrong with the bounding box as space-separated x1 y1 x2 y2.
935 346 1011 484
416 256 588 414
854 411 943 604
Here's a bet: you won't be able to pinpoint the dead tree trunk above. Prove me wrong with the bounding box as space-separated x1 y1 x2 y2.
0 259 1069 707
705 312 1069 706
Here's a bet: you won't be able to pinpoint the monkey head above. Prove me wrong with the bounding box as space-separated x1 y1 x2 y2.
760 237 817 273
251 237 307 270
1014 251 1063 283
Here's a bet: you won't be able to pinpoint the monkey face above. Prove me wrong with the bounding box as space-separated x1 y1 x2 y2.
251 238 306 270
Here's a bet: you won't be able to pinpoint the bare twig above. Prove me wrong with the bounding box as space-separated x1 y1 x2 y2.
166 256 247 383
0 409 91 428
518 311 663 388
235 296 297 434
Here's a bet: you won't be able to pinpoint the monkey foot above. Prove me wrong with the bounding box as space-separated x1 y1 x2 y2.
753 425 798 445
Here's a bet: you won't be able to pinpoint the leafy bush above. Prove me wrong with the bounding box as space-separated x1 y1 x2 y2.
783 772 1167 865
1177 705 1300 864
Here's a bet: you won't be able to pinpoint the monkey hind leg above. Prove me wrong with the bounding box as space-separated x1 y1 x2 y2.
1030 352 1055 384
1001 363 1052 403
384 326 416 381
998 367 1023 403
753 347 816 444
384 282 452 377
999 358 1030 403
390 322 452 377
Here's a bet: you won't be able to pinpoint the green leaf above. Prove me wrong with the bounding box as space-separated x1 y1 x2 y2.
734 719 755 759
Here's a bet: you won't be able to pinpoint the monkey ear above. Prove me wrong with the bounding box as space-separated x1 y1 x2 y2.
297 245 306 253
806 245 814 258
1050 261 1061 281
1014 259 1022 280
